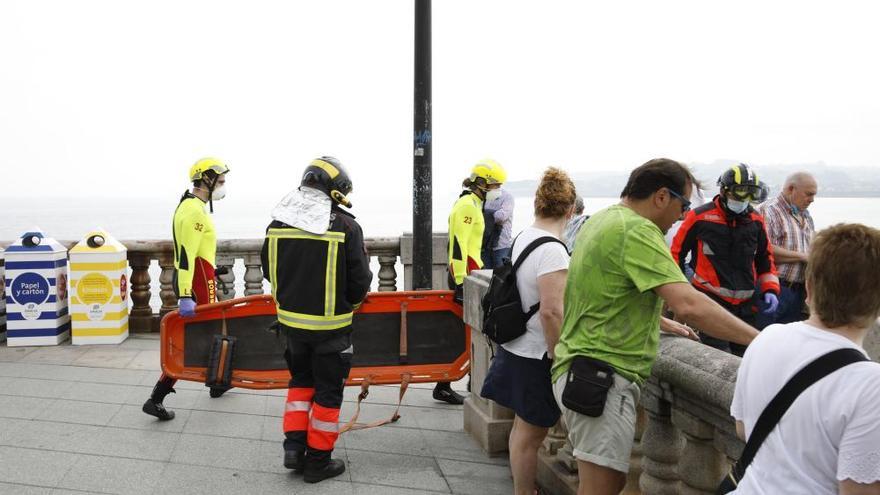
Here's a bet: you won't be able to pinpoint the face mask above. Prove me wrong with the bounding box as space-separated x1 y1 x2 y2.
485 188 502 203
726 198 749 214
211 185 227 201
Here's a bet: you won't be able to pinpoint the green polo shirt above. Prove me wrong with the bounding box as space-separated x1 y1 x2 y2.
551 205 687 385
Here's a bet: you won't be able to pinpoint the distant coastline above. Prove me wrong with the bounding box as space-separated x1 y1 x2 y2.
506 160 880 198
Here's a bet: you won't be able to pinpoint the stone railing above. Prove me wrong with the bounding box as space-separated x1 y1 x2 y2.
1 237 403 333
462 268 880 494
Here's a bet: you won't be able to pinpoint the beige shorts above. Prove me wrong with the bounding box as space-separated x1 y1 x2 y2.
553 371 641 473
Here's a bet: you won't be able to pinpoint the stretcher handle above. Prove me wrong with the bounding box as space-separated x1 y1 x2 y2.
399 302 408 364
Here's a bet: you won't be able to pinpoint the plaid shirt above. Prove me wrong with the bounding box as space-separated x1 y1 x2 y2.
757 195 814 283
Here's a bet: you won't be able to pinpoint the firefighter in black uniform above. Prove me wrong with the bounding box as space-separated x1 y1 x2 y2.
261 157 372 484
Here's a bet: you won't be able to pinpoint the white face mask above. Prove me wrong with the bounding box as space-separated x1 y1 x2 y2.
485 188 502 203
726 198 749 214
211 185 227 201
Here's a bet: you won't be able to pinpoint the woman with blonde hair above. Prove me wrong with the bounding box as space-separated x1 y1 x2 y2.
481 167 576 495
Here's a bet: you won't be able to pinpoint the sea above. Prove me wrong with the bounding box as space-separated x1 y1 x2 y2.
3 195 879 306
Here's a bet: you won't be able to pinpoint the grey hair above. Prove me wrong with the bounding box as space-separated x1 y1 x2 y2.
784 172 816 190
574 196 585 214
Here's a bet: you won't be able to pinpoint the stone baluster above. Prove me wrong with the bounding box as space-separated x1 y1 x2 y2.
673 408 727 495
639 385 683 495
157 252 178 316
215 257 236 301
243 254 264 296
377 255 397 292
128 253 153 332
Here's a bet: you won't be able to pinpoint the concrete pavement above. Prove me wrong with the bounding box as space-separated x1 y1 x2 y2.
0 334 512 495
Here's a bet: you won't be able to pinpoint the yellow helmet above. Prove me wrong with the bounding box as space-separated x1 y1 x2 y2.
189 157 230 182
468 158 506 186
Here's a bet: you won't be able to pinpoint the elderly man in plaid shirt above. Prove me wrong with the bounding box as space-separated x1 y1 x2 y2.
756 172 818 327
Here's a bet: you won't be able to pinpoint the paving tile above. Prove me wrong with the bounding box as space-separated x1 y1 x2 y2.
73 367 148 386
50 490 107 495
19 346 90 365
57 455 166 495
260 414 283 442
347 450 448 492
0 377 73 399
0 362 77 381
0 395 55 420
83 427 179 461
170 433 265 471
0 482 54 494
182 410 265 440
72 348 139 369
59 382 139 405
126 350 161 371
345 425 431 457
34 399 123 426
0 345 38 363
421 430 509 466
108 404 193 433
191 390 267 416
0 417 101 451
437 458 513 495
118 336 160 351
154 463 352 495
413 405 466 433
350 483 450 495
0 446 79 487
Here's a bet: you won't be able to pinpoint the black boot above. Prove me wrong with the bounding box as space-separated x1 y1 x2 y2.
209 386 230 398
433 382 464 405
284 450 305 473
303 454 345 484
143 378 176 420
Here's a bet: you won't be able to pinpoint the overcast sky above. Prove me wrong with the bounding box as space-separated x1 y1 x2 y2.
2 0 879 206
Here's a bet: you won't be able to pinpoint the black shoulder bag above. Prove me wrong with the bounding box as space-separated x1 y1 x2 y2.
717 347 868 494
480 236 567 345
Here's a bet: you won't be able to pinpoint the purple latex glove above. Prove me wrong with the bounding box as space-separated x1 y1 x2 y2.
178 297 196 318
762 292 779 314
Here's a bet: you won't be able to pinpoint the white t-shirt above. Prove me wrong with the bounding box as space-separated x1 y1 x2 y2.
730 321 880 494
501 226 570 360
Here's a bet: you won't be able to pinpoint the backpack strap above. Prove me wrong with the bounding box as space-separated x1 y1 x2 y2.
729 347 868 484
511 236 567 319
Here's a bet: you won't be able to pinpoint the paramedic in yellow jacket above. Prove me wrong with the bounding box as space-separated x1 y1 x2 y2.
142 157 230 421
436 158 507 404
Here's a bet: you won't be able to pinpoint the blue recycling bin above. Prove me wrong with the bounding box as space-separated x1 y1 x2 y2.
4 229 70 346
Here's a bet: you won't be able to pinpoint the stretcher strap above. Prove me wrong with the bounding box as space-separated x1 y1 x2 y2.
340 373 412 433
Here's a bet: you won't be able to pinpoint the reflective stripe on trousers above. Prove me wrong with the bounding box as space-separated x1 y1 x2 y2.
283 388 314 433
308 403 342 451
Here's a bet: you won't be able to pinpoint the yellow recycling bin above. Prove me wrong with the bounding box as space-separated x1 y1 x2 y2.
69 230 129 345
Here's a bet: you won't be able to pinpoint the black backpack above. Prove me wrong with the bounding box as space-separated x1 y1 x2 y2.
481 236 567 344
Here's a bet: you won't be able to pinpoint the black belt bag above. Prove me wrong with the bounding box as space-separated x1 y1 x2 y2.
561 355 616 417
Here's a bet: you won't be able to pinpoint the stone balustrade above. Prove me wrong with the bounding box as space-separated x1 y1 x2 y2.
461 268 880 495
1 237 404 333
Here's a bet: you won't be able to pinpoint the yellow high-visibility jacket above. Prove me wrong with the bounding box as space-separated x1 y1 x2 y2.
447 191 485 285
172 192 216 299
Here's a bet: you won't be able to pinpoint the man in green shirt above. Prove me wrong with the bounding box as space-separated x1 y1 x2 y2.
552 158 759 495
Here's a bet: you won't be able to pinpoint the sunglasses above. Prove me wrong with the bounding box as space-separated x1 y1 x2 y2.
666 188 691 213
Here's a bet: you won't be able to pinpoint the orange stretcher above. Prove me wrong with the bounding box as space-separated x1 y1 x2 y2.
159 291 469 390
